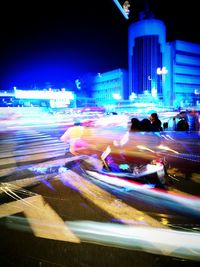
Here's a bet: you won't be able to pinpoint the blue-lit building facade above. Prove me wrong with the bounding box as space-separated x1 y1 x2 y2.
128 19 166 104
92 69 128 109
92 18 200 109
169 40 200 108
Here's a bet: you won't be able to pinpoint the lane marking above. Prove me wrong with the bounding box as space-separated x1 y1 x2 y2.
58 169 166 228
0 194 80 243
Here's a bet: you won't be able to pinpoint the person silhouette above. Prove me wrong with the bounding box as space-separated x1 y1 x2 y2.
129 117 141 132
149 113 163 131
140 118 152 131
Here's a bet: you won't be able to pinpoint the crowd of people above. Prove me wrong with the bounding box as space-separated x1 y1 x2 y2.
174 109 200 131
130 110 200 132
129 112 163 132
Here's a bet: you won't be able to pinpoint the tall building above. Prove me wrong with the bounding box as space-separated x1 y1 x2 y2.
128 18 200 108
128 18 166 102
169 40 200 108
92 16 200 109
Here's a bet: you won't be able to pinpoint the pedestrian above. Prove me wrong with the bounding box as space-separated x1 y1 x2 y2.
140 118 152 131
176 118 189 131
129 117 141 132
60 121 89 156
149 112 163 131
186 109 199 131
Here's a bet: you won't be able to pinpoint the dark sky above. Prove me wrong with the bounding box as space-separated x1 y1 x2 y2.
0 0 199 89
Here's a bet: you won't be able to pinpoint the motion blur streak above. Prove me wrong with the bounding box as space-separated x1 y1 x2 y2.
59 170 165 228
136 145 155 153
0 183 39 209
86 170 200 216
67 220 200 261
157 145 179 154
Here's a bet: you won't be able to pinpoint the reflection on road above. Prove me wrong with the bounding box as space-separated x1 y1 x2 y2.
0 120 200 262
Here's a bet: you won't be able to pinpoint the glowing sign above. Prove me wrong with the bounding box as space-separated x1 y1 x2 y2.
15 90 74 100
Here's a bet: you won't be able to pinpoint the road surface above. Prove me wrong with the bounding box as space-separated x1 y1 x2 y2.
0 122 200 266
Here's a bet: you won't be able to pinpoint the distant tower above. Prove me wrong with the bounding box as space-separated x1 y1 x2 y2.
128 18 166 101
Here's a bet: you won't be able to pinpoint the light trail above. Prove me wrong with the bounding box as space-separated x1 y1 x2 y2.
59 169 166 228
67 220 200 261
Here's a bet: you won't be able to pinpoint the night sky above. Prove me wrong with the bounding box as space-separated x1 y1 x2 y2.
0 0 199 90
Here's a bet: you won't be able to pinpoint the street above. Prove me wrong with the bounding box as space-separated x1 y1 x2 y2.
0 120 200 267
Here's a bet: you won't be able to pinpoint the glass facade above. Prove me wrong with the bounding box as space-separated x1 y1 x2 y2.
132 35 162 95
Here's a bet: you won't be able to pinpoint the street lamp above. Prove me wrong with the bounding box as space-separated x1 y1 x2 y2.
156 67 168 83
156 67 168 97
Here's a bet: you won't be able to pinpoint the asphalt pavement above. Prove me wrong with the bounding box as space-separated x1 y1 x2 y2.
0 124 200 267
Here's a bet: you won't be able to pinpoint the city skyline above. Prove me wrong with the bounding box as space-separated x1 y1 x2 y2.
0 0 199 90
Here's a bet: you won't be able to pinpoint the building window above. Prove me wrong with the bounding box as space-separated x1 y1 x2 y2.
132 35 162 94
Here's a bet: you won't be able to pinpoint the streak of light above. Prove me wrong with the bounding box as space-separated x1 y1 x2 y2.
162 134 175 141
136 145 155 153
67 220 200 261
85 170 200 216
59 169 166 228
0 183 39 209
158 145 179 154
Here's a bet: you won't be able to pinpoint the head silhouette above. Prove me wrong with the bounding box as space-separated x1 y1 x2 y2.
130 118 140 131
150 113 158 121
140 118 152 131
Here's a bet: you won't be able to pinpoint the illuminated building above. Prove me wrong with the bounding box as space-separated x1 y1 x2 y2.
128 19 166 104
168 40 200 108
110 1 200 108
128 18 200 108
92 69 128 109
91 17 200 109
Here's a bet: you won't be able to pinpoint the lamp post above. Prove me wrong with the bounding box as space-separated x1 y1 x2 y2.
156 66 168 96
156 67 168 82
